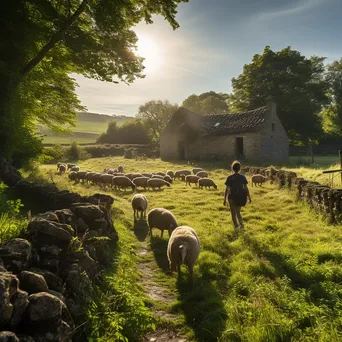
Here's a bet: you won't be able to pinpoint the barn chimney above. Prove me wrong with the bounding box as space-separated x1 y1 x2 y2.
266 96 276 118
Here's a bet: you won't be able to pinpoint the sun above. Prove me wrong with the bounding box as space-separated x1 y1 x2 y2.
136 35 162 72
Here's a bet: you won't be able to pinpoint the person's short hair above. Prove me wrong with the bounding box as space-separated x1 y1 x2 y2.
231 160 241 172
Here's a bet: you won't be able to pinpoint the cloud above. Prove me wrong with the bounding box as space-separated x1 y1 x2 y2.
257 0 329 19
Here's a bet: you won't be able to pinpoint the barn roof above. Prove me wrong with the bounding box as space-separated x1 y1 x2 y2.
176 106 267 136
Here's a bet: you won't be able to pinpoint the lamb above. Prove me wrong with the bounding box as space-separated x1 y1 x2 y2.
251 174 267 187
166 170 174 179
196 170 208 178
198 178 217 189
70 166 79 172
58 164 66 175
147 178 171 190
99 174 114 187
131 194 148 221
112 176 136 191
147 208 178 237
192 167 203 175
167 225 200 280
185 175 200 186
133 177 149 189
163 175 173 184
118 165 124 173
76 171 88 183
68 171 78 181
174 170 191 180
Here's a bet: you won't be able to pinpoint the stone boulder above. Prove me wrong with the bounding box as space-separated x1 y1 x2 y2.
0 331 20 342
53 209 88 234
28 219 74 249
29 269 62 292
19 272 48 294
9 290 29 328
0 272 19 326
0 239 32 273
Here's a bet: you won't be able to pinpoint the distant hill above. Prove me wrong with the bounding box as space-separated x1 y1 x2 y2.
40 111 135 145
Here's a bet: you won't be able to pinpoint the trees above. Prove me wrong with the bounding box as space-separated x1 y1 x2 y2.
182 91 229 114
97 120 150 145
229 46 329 144
322 59 342 136
137 100 179 141
0 0 187 162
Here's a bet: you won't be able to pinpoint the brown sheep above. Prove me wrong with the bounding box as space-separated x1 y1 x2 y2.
174 170 191 180
147 208 178 237
192 167 203 175
163 175 173 184
251 174 267 187
118 165 124 173
68 171 78 182
131 194 148 221
166 170 174 179
58 164 67 175
112 176 136 191
185 175 200 186
196 170 208 178
57 162 63 171
167 226 200 280
133 177 149 189
198 178 217 190
147 178 171 190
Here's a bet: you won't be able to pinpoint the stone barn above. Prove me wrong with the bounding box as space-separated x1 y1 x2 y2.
160 98 288 163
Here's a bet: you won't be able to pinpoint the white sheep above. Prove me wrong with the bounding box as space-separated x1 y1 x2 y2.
147 208 179 237
192 167 203 175
133 177 149 189
251 174 267 187
185 175 200 186
76 171 88 183
99 174 114 188
112 176 136 191
166 170 174 179
196 170 208 178
151 174 164 180
70 166 79 172
167 226 200 280
163 175 173 184
147 178 171 190
68 171 78 181
198 178 217 189
58 164 67 175
174 170 191 180
131 194 148 221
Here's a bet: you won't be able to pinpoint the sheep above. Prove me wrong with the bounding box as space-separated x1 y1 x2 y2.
167 226 200 280
185 175 200 186
198 178 217 190
131 194 148 221
118 165 124 173
156 172 166 177
112 176 136 191
147 208 178 237
133 177 150 189
147 178 171 190
76 171 88 183
142 173 153 178
57 162 64 171
91 173 103 185
174 170 191 180
163 175 173 184
107 168 118 174
70 166 79 172
68 171 78 182
192 167 203 175
86 172 96 184
99 174 114 188
130 173 144 180
67 163 77 170
196 170 208 178
58 164 66 175
251 174 267 187
166 170 174 179
152 174 164 180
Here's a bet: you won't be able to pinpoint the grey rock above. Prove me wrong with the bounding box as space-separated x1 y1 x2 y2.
9 289 29 328
54 209 88 234
19 271 48 294
35 212 59 223
65 268 92 303
70 204 104 220
0 239 32 273
0 272 19 325
17 336 35 342
29 268 62 292
0 331 20 342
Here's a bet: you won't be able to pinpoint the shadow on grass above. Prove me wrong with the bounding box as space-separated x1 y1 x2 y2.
150 235 170 273
242 233 333 303
174 275 228 342
133 220 149 242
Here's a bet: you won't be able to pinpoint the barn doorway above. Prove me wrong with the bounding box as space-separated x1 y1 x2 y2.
235 137 244 158
178 141 185 160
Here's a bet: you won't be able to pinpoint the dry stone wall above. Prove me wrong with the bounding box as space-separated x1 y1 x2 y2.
247 167 342 224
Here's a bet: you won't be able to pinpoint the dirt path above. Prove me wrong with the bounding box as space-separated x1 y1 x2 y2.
135 239 189 342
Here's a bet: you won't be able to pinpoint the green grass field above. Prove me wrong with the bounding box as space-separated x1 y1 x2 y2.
33 157 342 341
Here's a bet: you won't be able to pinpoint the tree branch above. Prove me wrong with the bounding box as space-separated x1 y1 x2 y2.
21 0 88 76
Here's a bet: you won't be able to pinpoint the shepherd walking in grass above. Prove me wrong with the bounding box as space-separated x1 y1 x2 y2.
224 161 251 232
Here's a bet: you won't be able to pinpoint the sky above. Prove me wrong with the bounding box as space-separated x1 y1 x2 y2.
73 0 342 117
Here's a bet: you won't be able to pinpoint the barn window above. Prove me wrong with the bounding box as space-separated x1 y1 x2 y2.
272 123 275 131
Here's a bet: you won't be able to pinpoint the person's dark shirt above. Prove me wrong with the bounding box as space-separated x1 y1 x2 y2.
225 173 248 199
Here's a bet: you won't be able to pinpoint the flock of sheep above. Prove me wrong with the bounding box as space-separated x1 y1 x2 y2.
56 162 218 191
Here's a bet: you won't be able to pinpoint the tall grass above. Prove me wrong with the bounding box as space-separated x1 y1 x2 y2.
0 213 27 244
38 157 342 341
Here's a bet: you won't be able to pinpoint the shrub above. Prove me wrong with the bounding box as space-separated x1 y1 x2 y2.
67 141 81 161
41 145 67 164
